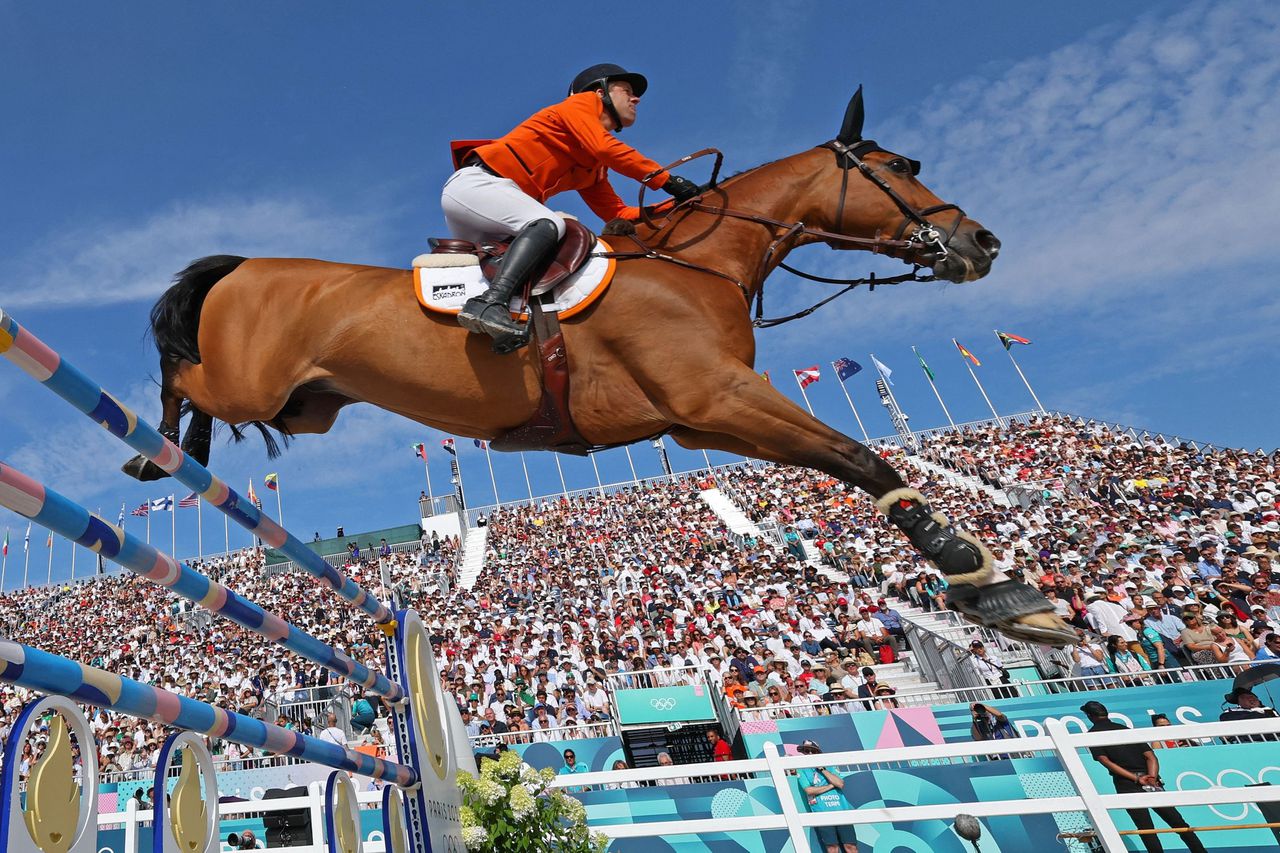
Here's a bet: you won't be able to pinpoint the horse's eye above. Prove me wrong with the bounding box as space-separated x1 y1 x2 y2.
888 158 911 174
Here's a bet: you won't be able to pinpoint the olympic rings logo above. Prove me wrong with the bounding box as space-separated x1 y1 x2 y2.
1174 765 1280 821
649 698 678 711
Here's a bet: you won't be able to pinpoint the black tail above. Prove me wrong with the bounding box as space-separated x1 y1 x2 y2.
150 255 247 364
149 254 287 459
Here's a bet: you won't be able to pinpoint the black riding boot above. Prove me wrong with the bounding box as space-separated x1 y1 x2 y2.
457 218 560 353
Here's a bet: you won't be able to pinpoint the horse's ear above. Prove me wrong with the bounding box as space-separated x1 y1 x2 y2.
837 85 865 144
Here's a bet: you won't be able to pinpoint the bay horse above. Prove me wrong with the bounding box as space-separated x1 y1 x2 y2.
124 89 1073 645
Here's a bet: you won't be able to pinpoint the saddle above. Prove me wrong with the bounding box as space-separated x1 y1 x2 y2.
426 218 597 295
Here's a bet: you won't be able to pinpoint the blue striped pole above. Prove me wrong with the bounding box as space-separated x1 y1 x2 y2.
0 460 403 702
0 637 417 786
0 307 393 624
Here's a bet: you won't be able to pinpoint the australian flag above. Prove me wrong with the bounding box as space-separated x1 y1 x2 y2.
833 357 862 383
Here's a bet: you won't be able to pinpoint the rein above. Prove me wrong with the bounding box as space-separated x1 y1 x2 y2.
602 146 952 328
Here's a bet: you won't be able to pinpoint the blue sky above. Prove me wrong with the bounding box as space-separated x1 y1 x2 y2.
2 1 1277 580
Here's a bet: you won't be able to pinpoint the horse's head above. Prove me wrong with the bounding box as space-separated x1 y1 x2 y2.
816 87 1000 283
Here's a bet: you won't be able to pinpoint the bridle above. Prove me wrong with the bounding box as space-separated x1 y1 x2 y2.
605 144 966 328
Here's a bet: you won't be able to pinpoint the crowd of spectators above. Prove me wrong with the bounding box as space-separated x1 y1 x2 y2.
0 413 1276 782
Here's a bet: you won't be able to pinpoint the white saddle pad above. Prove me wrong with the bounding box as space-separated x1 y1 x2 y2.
413 239 616 319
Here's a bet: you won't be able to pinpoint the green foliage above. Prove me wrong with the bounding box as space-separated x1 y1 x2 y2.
457 750 608 852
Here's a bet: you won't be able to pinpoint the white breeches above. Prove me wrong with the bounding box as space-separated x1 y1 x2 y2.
440 166 567 243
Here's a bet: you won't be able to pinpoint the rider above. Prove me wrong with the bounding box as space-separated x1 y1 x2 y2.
444 63 702 350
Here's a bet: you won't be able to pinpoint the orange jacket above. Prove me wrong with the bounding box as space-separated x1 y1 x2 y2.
456 92 670 222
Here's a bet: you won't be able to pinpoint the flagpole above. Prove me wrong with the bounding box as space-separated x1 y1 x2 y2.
423 455 436 514
46 535 54 586
913 346 956 429
1 530 7 592
71 538 77 580
223 513 230 554
197 498 204 560
519 452 534 504
483 445 500 505
554 454 568 498
23 523 32 589
701 449 718 486
792 372 816 416
171 495 176 557
623 446 639 484
589 453 605 496
870 353 908 417
954 340 1002 425
997 331 1047 414
146 508 151 545
831 361 870 441
273 481 284 530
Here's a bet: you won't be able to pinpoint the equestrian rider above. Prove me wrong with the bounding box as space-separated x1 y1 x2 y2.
444 63 701 350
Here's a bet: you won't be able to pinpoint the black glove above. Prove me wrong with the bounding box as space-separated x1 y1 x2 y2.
661 174 702 204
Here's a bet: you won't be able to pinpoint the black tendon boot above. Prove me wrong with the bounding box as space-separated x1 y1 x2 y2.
457 218 561 353
876 488 1073 647
121 423 180 481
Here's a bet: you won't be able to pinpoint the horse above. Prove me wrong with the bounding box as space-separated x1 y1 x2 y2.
122 88 1073 646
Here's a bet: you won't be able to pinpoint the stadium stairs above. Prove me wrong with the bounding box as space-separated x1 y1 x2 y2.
910 455 1012 507
457 525 489 591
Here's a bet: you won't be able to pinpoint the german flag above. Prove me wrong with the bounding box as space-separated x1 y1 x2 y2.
954 340 981 367
996 330 1031 350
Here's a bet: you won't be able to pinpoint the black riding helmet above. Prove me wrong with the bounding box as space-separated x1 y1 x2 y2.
568 63 648 133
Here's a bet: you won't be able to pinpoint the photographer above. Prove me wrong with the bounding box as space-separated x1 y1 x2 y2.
970 703 1018 742
796 740 856 853
969 641 1014 699
1081 701 1207 853
226 830 259 850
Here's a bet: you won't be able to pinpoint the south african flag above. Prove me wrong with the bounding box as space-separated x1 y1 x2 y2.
996 330 1031 350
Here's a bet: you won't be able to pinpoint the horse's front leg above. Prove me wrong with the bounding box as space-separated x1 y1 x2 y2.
661 364 1074 646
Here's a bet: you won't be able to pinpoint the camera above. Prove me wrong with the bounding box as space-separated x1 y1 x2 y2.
226 832 257 850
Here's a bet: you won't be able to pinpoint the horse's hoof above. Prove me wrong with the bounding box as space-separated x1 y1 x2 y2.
121 454 169 482
946 579 1075 647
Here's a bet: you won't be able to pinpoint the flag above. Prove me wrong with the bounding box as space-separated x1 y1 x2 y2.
871 355 894 385
247 480 260 509
833 358 862 383
793 366 821 388
23 523 31 554
178 492 199 508
149 496 174 512
46 530 53 548
264 473 279 492
954 340 981 367
760 370 771 384
117 502 126 526
2 530 8 558
996 330 1032 350
441 438 457 456
913 348 935 381
412 442 427 460
474 439 487 450
131 503 149 517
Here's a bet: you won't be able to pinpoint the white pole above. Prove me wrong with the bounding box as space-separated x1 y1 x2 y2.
196 498 203 560
701 449 718 486
170 495 176 557
520 452 534 504
46 535 54 586
871 353 909 420
998 332 1047 414
223 513 229 554
273 481 284 530
913 347 956 429
146 508 151 546
1 534 7 592
831 361 870 441
623 446 639 484
454 449 469 510
423 456 436 514
484 444 500 505
23 523 31 589
954 340 1002 425
71 538 77 580
554 454 568 498
589 453 605 496
793 371 816 416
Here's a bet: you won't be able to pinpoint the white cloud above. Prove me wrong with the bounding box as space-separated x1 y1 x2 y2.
2 197 383 309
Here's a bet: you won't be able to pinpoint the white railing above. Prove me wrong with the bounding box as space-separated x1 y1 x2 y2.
548 716 1280 851
467 720 616 747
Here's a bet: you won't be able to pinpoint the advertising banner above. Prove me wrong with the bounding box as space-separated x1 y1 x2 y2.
615 685 716 725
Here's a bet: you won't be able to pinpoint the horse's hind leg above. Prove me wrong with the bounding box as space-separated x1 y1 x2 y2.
121 359 186 481
664 366 1074 646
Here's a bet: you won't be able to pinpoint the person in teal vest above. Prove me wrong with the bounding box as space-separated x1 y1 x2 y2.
797 739 856 852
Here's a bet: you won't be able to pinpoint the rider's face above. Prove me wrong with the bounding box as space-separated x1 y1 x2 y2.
604 81 639 128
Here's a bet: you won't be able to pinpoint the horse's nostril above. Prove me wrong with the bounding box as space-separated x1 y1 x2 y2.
975 230 1000 258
